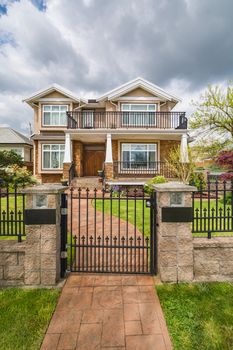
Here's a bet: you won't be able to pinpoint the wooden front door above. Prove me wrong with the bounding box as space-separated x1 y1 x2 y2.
83 150 105 176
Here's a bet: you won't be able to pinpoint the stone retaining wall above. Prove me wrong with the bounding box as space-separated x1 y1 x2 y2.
0 241 26 287
194 237 233 282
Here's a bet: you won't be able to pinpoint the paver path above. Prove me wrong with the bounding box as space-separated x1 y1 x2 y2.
41 274 172 350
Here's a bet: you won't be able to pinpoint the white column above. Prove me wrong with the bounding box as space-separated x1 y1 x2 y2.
105 133 113 163
180 133 189 163
63 133 72 163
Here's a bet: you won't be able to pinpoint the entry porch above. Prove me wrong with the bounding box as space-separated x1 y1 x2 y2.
62 130 188 183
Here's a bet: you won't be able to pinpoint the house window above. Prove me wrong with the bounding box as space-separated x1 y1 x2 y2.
121 143 157 169
42 144 65 169
121 104 156 126
82 110 94 128
43 105 68 126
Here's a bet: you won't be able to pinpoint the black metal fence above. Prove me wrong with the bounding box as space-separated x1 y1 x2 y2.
113 161 176 178
67 111 187 130
0 184 25 242
67 187 157 274
192 179 233 238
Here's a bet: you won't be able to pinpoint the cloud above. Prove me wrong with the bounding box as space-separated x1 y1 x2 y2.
0 0 232 134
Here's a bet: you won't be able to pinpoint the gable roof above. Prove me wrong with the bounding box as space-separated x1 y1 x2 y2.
23 83 87 106
0 128 32 146
97 77 181 103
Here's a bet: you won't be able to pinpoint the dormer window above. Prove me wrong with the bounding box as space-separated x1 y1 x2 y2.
121 104 156 126
43 105 68 126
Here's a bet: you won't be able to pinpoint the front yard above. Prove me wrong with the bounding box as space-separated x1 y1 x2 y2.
0 288 60 350
94 197 232 237
157 282 233 350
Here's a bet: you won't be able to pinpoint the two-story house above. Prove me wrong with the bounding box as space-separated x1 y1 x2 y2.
24 77 188 185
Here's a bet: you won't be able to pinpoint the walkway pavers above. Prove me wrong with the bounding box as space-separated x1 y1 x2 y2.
41 274 172 350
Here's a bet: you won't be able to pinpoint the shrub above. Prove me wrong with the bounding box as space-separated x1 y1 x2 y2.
144 175 167 194
189 172 207 191
165 146 195 183
0 165 37 187
216 151 233 170
219 172 233 181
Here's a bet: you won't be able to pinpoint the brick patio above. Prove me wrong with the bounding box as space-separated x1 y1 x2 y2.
41 274 172 350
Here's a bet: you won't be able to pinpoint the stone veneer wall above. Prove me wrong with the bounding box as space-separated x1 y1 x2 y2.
0 241 26 286
194 237 233 282
73 141 83 177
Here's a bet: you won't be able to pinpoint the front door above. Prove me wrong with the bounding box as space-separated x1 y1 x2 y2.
84 150 105 176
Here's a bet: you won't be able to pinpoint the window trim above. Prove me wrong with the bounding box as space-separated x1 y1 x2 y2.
121 143 157 170
42 143 65 170
121 103 156 112
42 105 69 127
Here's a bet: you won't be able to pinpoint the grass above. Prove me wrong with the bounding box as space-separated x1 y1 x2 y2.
94 197 232 237
94 198 151 236
0 194 24 240
0 288 60 350
157 283 233 350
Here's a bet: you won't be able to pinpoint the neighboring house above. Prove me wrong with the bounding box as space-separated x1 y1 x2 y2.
0 127 33 171
24 77 188 184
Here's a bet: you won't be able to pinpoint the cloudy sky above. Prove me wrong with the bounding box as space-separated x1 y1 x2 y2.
0 0 232 135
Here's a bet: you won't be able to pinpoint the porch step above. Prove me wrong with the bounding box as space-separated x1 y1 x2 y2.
71 177 103 190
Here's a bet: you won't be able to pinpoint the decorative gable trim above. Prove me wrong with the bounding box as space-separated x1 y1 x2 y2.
97 77 181 103
23 83 87 106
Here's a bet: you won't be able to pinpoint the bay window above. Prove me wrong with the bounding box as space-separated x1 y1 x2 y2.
43 105 68 126
121 104 156 126
42 144 65 169
121 143 157 169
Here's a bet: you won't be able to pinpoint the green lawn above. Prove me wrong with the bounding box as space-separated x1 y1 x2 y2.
0 194 24 239
0 288 60 350
94 198 151 236
157 283 233 350
94 197 232 237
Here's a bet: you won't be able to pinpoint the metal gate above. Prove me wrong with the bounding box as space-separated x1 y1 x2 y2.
62 187 157 275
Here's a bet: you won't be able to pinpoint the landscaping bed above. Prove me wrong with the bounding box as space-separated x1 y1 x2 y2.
157 282 233 350
0 288 60 350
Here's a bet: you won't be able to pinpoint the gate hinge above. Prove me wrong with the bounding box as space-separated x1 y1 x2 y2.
61 251 68 259
61 208 68 215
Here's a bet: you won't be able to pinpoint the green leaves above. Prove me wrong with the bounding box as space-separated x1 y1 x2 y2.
190 83 233 137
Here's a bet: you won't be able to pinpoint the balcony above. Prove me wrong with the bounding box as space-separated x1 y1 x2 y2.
113 161 176 178
67 111 187 130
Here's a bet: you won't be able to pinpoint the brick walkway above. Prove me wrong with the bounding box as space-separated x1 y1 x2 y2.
41 274 172 350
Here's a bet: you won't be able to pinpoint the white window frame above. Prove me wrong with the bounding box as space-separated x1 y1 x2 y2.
42 105 68 126
121 143 157 170
121 104 157 126
42 144 65 170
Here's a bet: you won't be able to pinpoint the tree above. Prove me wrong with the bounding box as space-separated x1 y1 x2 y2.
0 150 36 187
190 82 233 138
0 150 23 167
191 139 233 160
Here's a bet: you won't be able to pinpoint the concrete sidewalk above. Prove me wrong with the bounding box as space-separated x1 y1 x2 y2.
41 274 172 350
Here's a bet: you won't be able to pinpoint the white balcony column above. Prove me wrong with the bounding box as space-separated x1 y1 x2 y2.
180 133 189 163
105 133 113 163
64 133 72 163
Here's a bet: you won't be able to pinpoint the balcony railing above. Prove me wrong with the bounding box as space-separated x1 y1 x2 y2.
113 161 176 178
67 111 187 129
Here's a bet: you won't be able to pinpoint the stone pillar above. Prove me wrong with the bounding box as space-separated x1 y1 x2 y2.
22 185 68 286
63 162 71 180
153 182 196 283
105 133 113 179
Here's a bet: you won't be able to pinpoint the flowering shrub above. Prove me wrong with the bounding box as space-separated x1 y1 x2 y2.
219 172 233 181
0 165 37 187
216 151 233 170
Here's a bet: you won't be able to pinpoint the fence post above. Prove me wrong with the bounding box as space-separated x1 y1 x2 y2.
153 182 196 283
22 184 68 286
